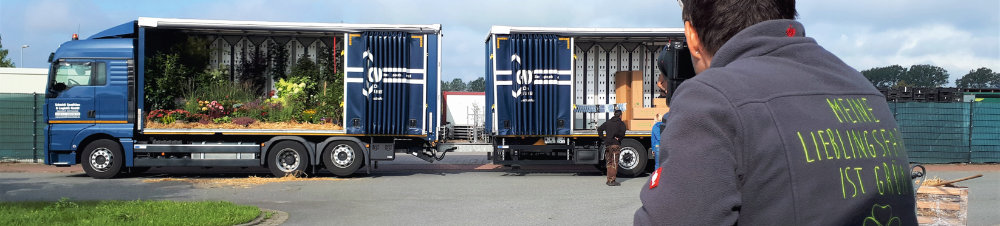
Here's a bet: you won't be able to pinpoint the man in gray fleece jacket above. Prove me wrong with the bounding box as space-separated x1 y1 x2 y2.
634 0 917 225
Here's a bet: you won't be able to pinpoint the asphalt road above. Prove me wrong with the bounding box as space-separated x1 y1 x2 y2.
1 153 998 225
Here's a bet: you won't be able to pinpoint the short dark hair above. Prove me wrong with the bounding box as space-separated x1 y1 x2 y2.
614 110 623 117
680 0 798 55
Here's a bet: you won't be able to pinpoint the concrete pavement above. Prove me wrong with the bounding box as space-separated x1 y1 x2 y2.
1 154 998 225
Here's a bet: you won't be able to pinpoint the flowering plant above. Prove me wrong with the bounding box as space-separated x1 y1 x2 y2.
147 109 191 124
197 100 233 119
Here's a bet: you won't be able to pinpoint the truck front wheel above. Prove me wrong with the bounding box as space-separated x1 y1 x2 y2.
267 141 310 177
322 141 363 177
81 139 124 179
617 139 647 178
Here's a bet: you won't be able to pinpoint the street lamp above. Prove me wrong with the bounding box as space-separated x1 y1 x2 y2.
20 45 29 67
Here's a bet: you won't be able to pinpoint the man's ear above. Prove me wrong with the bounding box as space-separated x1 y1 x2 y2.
684 21 712 73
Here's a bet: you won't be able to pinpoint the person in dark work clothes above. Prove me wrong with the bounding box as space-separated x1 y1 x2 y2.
597 109 627 186
635 0 916 225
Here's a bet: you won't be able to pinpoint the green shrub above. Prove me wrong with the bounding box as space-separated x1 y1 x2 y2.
212 116 232 124
145 53 192 110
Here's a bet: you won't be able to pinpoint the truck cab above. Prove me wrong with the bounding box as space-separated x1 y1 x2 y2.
45 33 136 176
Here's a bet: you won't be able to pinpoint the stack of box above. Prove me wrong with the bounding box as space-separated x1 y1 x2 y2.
614 71 670 130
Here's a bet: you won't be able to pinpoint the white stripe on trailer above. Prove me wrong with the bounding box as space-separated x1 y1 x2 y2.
345 67 426 74
422 34 428 134
495 70 571 76
342 33 350 127
494 80 571 86
346 77 424 84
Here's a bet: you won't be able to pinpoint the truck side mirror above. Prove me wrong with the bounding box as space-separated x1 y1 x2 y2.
53 83 67 92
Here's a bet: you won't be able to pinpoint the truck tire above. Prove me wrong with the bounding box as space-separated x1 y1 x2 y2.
617 139 647 178
81 139 124 179
322 141 363 177
267 141 310 177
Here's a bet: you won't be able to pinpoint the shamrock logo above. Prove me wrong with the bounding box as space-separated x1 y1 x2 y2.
862 204 901 226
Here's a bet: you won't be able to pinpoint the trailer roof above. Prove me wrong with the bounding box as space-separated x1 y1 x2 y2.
487 26 684 41
137 17 442 34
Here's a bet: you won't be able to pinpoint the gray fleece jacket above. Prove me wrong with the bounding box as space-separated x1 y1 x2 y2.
634 20 917 225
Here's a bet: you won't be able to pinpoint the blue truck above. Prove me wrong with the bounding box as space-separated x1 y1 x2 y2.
484 26 694 177
44 18 446 179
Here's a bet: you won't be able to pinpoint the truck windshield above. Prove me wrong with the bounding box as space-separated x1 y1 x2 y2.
51 61 104 88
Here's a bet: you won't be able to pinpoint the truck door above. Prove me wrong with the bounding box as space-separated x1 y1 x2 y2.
93 59 130 123
46 60 104 149
47 60 106 122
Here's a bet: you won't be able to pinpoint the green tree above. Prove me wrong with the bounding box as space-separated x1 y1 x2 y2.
267 41 290 82
955 67 999 89
172 36 212 74
861 65 906 88
236 47 268 95
0 34 14 67
902 64 949 88
467 77 486 92
145 53 192 110
446 78 467 91
317 47 344 122
288 56 321 102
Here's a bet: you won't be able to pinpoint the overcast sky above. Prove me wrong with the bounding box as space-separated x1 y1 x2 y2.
1 0 997 86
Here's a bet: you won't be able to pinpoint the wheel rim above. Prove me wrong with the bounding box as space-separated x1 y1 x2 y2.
619 147 639 170
275 148 301 172
330 144 355 168
89 147 113 172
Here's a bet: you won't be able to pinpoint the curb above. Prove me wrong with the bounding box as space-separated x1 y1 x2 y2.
235 208 288 226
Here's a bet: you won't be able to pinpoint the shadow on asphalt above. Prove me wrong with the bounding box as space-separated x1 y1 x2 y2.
46 153 654 180
98 165 641 180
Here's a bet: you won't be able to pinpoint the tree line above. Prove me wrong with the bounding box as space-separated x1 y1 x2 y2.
861 64 998 89
441 77 485 92
0 35 15 67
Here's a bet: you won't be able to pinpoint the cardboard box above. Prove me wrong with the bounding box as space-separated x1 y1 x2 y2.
633 107 669 120
628 119 657 131
652 97 667 108
615 71 633 121
630 71 645 111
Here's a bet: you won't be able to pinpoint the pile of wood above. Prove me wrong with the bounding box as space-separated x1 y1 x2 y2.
915 174 980 225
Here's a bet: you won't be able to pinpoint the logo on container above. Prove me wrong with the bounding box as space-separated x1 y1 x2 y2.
361 51 409 101
510 54 535 102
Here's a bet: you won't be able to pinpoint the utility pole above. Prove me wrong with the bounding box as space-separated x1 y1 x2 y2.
20 45 29 67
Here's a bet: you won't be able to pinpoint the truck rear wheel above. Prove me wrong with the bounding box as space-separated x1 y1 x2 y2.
617 139 647 178
267 141 310 177
322 141 363 177
81 139 124 179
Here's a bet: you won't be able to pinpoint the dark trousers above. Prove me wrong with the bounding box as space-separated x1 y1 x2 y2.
605 145 621 183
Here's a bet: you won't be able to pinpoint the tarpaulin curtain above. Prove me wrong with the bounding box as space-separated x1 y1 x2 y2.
508 34 559 135
363 31 411 135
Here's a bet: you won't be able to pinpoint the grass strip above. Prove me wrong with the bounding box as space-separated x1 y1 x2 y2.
0 198 258 226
